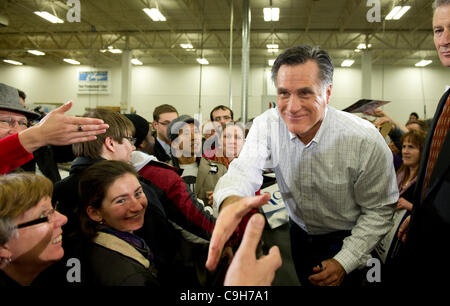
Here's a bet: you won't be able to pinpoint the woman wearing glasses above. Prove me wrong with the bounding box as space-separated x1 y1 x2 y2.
0 173 67 286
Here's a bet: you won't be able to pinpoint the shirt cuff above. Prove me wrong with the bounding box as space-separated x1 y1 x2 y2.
333 248 361 275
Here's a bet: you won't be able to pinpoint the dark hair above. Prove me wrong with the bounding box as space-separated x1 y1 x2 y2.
17 90 26 101
153 104 178 122
210 105 234 121
78 160 140 239
405 119 427 132
72 109 135 159
271 45 334 90
397 130 427 186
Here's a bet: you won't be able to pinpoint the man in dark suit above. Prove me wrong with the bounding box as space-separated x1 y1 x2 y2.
397 0 450 285
152 104 178 162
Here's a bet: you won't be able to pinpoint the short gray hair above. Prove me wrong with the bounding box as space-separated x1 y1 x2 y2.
271 45 334 90
433 0 450 12
0 217 14 246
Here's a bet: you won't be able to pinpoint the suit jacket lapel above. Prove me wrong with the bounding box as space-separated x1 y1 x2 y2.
421 89 450 201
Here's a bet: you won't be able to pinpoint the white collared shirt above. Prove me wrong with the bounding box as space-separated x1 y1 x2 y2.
156 137 171 156
213 106 398 273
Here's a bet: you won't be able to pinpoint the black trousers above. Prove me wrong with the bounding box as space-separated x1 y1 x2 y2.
289 220 365 287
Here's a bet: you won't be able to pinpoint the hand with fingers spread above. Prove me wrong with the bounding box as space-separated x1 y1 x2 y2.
224 214 282 286
205 193 271 272
18 101 109 152
308 258 346 286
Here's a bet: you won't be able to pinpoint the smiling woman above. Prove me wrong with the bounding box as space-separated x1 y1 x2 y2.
0 173 68 286
78 159 159 286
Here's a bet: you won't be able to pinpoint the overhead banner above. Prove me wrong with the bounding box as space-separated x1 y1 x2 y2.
77 70 110 94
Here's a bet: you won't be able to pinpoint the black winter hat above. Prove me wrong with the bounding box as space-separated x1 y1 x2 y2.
124 113 150 148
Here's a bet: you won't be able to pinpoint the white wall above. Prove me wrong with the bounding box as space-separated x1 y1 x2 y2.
0 63 448 125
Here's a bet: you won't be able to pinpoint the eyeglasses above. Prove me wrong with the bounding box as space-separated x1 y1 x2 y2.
0 117 28 129
16 208 56 229
124 136 137 145
213 116 232 122
157 121 171 126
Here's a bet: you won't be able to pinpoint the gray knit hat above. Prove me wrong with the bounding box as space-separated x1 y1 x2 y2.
166 115 199 142
0 83 40 120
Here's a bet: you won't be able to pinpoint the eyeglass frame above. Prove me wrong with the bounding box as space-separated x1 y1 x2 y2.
123 136 137 145
0 116 29 129
213 115 232 122
16 208 56 229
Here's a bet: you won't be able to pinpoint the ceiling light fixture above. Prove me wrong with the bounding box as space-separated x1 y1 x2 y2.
196 58 209 65
131 58 143 65
385 6 410 20
27 50 46 56
415 59 432 67
3 59 23 65
263 7 279 22
63 58 80 65
143 8 166 21
268 59 275 66
266 44 279 49
107 46 122 54
34 11 64 23
357 43 372 50
180 43 193 49
341 59 355 67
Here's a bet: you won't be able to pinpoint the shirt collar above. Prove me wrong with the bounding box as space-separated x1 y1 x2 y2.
156 137 171 155
288 106 329 146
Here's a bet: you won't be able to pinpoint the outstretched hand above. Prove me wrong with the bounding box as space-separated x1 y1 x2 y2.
224 214 282 286
19 101 109 152
206 193 271 272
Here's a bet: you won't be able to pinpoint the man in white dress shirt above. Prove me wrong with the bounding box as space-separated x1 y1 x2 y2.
206 45 398 286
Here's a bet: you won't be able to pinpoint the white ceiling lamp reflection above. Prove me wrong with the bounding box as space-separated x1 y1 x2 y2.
143 8 166 21
34 11 64 23
63 58 80 65
341 59 355 67
263 7 279 22
385 6 411 20
196 58 209 65
27 50 46 56
131 58 143 65
415 60 432 67
3 59 23 65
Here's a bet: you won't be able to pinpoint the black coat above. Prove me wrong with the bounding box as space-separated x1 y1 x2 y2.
52 157 187 286
402 88 450 284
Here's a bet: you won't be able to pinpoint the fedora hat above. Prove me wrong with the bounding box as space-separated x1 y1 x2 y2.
0 83 40 120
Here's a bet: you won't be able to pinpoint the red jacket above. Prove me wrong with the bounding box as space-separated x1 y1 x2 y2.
138 160 216 239
0 133 33 174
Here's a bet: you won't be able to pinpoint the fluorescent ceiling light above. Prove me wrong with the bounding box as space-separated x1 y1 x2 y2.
131 58 143 65
34 11 64 23
341 59 355 67
63 58 80 65
3 59 23 65
357 43 372 49
393 6 410 20
267 44 279 49
268 59 275 66
27 50 46 56
263 7 279 22
186 49 195 52
354 49 361 53
108 49 122 54
415 60 432 67
267 48 279 53
180 43 193 49
385 6 410 20
143 8 166 21
196 58 209 65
